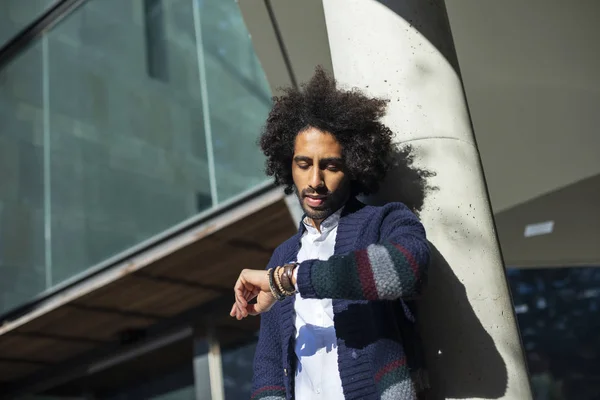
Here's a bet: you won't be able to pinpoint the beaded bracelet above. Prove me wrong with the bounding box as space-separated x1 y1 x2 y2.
267 268 286 301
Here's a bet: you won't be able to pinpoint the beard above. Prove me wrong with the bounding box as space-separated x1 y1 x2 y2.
295 182 350 222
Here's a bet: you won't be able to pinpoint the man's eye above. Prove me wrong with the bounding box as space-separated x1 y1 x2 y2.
298 164 309 170
327 165 340 172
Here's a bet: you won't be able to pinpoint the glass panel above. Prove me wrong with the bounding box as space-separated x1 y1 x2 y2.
508 266 600 400
0 0 272 314
47 0 214 285
0 42 46 313
198 0 272 201
46 0 208 286
0 0 55 47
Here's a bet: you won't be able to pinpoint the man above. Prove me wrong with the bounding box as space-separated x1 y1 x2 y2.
230 67 431 400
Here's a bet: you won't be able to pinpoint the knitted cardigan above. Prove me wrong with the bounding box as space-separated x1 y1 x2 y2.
251 198 430 400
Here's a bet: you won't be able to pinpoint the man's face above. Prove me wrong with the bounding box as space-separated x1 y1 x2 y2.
292 127 351 223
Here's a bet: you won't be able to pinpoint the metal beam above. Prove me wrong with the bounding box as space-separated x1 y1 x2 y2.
0 295 234 399
0 182 282 335
133 272 231 295
66 304 163 321
0 0 87 69
264 0 298 89
0 357 52 367
12 331 109 345
87 327 193 375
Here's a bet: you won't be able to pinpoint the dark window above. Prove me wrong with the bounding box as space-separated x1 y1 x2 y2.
196 192 212 212
143 0 169 81
508 266 600 400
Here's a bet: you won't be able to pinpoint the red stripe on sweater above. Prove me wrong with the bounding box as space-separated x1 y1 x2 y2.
251 385 286 398
355 248 378 300
392 243 420 279
374 357 407 382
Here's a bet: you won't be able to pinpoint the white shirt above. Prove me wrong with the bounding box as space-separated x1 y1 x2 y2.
293 209 345 400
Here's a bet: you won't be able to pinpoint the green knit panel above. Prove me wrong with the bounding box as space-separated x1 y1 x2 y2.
310 253 364 299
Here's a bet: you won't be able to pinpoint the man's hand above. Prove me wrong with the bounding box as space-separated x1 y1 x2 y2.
230 269 276 320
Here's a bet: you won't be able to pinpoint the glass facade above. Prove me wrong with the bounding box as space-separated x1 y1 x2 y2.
0 0 271 315
507 267 600 400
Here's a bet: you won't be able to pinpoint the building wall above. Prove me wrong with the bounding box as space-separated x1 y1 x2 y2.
0 0 272 314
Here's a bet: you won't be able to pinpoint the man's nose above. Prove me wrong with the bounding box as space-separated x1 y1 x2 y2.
308 167 324 189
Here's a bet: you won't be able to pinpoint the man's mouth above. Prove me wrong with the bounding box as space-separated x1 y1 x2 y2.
304 195 327 208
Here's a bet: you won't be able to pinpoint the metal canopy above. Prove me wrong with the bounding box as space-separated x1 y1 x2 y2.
0 185 296 398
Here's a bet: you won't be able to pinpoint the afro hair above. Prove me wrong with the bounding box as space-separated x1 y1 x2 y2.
259 66 397 196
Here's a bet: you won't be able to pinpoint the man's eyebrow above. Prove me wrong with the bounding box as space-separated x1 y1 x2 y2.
293 156 311 162
319 157 344 165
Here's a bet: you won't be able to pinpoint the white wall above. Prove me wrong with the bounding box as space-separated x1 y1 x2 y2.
445 0 600 213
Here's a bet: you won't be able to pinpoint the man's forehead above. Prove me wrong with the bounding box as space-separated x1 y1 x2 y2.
294 129 342 153
293 154 344 161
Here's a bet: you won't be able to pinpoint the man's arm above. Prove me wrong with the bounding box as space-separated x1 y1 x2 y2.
230 203 429 318
296 204 429 301
251 306 286 400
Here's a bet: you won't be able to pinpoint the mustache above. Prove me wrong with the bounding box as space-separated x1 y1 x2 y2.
300 188 331 197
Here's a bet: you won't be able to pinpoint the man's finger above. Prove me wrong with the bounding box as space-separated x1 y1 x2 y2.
236 298 248 318
247 304 258 316
235 301 246 319
234 282 248 307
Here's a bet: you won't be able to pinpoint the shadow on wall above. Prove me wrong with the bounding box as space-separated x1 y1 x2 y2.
365 145 508 399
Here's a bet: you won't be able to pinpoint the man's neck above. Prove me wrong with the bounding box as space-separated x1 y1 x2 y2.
307 217 324 233
305 202 347 233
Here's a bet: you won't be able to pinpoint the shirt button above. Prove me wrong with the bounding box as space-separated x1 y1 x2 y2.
316 388 321 394
284 368 288 376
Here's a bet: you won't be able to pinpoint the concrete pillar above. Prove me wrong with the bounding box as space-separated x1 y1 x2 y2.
320 0 532 399
194 327 224 400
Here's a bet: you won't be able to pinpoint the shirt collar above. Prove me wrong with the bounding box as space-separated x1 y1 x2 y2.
302 207 343 235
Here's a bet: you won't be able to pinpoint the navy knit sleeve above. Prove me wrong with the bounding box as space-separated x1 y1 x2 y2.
297 203 430 301
251 251 287 400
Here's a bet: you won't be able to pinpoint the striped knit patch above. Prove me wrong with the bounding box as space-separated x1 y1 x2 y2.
250 386 286 400
381 380 417 400
356 248 378 299
254 397 286 400
393 242 420 279
308 239 423 300
367 244 402 300
375 358 416 399
387 242 418 296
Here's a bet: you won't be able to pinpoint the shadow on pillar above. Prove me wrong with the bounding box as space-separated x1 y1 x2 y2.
365 145 508 398
419 244 508 399
376 0 461 72
366 144 437 217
